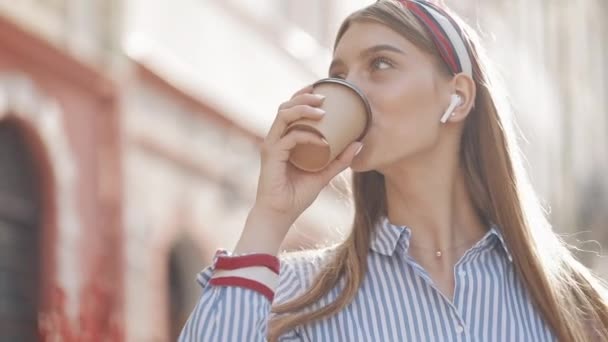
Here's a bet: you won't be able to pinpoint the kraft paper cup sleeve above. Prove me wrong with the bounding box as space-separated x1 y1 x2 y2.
284 78 371 172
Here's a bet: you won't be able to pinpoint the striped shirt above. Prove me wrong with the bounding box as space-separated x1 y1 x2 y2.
179 217 556 341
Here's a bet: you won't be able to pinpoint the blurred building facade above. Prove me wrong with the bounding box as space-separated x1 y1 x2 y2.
0 0 123 340
0 0 606 341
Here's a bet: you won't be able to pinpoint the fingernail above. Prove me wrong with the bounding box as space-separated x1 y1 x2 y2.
354 143 364 155
314 94 326 101
314 107 326 115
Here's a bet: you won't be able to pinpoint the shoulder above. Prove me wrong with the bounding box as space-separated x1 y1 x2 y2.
274 246 337 304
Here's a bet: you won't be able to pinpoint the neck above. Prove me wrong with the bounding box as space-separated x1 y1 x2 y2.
381 153 487 270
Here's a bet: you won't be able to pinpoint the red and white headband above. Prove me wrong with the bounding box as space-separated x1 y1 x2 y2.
398 0 473 77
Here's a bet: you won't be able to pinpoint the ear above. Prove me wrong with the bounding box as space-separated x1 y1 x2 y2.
445 73 476 123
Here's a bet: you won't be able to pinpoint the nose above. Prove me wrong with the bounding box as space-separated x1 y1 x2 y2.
342 76 374 128
344 74 362 89
344 76 372 106
344 76 369 98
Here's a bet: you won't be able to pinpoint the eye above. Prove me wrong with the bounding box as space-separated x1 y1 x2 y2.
371 57 393 71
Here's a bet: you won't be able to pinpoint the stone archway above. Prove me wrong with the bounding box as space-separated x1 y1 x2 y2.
0 73 80 340
0 118 43 341
167 234 205 341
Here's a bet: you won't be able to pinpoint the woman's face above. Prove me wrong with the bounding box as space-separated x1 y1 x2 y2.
330 21 454 173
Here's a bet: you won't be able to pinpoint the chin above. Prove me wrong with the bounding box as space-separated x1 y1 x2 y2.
349 154 374 173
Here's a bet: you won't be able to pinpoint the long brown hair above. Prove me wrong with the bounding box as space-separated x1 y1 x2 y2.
268 1 608 341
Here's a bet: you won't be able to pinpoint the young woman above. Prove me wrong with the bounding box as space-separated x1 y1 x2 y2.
179 1 608 341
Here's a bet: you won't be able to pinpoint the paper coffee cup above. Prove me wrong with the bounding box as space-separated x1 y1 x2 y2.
283 78 372 172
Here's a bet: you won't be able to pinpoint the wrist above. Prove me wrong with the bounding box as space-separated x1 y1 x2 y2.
233 206 294 255
249 203 296 227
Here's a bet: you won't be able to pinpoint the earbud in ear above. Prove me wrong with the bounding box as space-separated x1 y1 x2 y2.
439 94 462 123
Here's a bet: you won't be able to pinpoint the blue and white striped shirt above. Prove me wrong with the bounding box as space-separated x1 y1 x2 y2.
179 217 556 341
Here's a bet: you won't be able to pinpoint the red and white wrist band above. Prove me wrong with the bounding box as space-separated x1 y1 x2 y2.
209 249 280 302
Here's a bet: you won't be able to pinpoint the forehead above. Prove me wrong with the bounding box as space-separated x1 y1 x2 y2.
333 21 421 59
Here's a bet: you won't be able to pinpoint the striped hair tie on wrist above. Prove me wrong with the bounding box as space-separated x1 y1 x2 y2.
210 250 281 302
214 252 280 274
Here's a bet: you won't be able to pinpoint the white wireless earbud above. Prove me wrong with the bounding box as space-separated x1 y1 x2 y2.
439 94 462 123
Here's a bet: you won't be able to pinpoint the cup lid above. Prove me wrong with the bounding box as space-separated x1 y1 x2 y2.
312 78 372 141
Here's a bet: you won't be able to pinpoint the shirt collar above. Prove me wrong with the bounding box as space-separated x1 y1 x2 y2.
487 223 514 262
369 216 411 256
370 216 513 263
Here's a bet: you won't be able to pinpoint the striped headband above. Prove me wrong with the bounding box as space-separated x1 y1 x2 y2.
397 0 473 77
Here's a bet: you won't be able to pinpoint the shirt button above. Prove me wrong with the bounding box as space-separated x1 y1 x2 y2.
455 325 464 334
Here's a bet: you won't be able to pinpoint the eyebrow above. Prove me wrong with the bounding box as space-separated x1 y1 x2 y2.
329 44 406 74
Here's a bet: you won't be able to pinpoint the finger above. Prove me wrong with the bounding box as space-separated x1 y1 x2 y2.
270 130 329 162
266 105 326 143
290 84 314 100
278 93 326 111
319 142 363 182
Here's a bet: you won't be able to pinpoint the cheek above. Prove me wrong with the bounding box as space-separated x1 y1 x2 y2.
368 106 423 146
355 70 442 167
359 107 440 164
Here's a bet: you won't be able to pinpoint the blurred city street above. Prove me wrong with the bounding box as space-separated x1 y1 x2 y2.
0 0 606 340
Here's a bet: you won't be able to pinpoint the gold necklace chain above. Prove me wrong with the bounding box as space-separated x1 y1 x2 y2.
408 235 484 258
